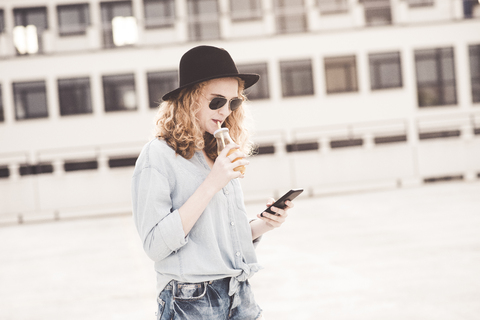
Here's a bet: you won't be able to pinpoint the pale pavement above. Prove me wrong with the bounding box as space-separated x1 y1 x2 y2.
1 181 479 320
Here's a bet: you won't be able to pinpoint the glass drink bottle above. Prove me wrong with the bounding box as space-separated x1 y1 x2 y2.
213 128 246 175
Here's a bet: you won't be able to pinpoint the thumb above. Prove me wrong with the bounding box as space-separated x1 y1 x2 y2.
266 198 275 206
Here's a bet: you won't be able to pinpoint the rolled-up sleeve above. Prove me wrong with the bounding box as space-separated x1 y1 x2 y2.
132 166 188 262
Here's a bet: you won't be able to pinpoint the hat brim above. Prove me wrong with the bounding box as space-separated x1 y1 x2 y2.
162 73 260 101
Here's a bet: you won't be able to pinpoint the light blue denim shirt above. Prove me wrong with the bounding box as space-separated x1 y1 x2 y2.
131 139 262 297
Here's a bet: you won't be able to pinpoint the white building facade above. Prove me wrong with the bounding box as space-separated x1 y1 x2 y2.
0 0 479 223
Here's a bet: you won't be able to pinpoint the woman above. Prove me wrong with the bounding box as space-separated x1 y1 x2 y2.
132 45 294 320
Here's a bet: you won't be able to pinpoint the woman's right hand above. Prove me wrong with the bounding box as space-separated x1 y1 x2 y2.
206 143 249 192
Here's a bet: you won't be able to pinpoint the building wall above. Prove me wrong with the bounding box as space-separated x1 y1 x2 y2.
0 0 479 223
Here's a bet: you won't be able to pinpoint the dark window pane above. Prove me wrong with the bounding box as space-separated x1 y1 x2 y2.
0 85 4 122
57 3 90 36
187 0 220 41
330 138 363 148
100 1 133 48
0 9 5 33
19 163 53 176
274 0 307 34
415 47 457 107
318 0 349 14
286 141 319 152
469 44 480 103
424 175 463 183
147 71 177 108
238 63 270 100
144 0 175 28
108 157 138 168
374 135 407 144
64 160 98 172
255 145 276 155
419 130 461 140
13 81 48 120
369 52 402 90
102 74 137 112
230 0 262 21
325 55 358 94
0 166 10 178
407 0 434 7
58 77 92 116
280 59 314 97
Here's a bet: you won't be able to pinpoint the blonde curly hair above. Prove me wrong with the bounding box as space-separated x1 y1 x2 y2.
154 78 254 161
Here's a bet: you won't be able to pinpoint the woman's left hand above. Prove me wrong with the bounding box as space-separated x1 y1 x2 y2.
257 198 294 229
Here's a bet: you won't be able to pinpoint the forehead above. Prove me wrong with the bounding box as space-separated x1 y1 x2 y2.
204 78 239 97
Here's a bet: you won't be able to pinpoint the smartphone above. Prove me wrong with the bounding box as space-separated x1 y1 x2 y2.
260 188 304 217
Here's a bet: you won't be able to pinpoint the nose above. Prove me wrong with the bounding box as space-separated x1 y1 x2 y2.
218 102 231 116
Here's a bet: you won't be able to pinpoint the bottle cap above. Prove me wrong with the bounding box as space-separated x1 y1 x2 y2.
213 128 229 137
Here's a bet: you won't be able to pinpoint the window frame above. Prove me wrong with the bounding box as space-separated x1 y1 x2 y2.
414 47 457 107
57 3 90 36
469 44 480 103
186 0 221 41
12 81 49 120
0 9 5 34
143 0 175 29
102 73 137 112
324 55 359 94
318 0 349 14
369 51 403 90
58 77 93 116
237 63 270 100
273 0 307 34
147 70 178 109
280 59 315 97
100 0 134 48
230 0 263 22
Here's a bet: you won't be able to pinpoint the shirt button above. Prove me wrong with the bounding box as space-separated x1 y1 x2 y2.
224 190 229 195
236 252 241 257
230 222 235 226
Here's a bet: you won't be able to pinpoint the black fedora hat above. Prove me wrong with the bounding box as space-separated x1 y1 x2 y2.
162 45 260 101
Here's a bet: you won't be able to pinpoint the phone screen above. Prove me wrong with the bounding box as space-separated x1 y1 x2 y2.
260 188 303 217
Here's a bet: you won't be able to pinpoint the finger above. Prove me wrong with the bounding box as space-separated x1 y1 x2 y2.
227 150 246 162
220 143 240 158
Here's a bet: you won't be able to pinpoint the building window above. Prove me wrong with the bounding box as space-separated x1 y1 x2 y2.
0 9 5 33
318 0 348 14
469 44 480 103
187 0 220 41
362 0 392 26
58 77 93 116
280 59 314 97
143 0 175 28
100 1 135 48
415 47 457 107
230 0 262 21
0 85 4 122
13 81 48 120
102 74 137 112
147 71 177 109
57 3 90 36
238 63 270 100
273 0 307 34
369 52 402 90
406 0 434 7
324 55 358 94
13 7 48 54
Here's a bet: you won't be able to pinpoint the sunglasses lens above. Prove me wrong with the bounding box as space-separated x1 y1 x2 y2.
229 98 242 111
209 97 227 110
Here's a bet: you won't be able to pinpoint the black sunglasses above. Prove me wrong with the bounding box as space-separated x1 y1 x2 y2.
202 94 243 111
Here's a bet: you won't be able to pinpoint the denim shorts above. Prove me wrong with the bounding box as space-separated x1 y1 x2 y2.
156 277 263 320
